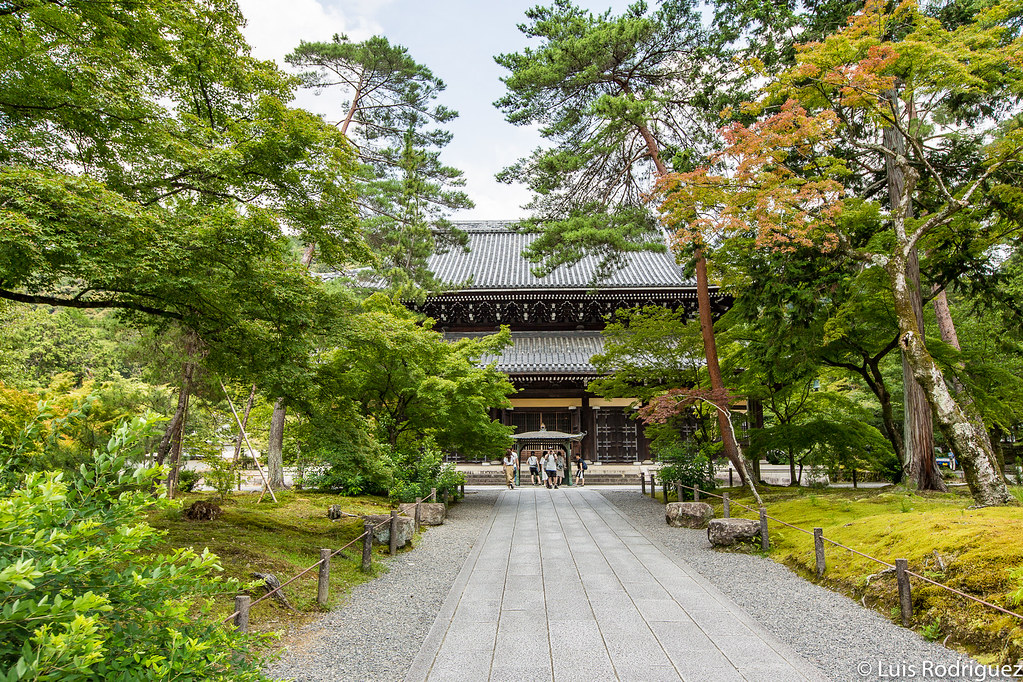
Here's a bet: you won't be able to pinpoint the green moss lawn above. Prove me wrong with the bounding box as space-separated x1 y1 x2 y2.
150 491 395 635
688 484 1023 665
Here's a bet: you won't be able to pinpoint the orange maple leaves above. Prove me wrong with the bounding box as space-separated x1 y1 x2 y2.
656 99 845 254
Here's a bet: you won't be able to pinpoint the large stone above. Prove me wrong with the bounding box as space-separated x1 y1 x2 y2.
665 502 714 529
364 514 415 548
707 518 761 547
399 501 447 526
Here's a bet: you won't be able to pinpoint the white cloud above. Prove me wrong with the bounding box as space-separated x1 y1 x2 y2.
236 0 381 62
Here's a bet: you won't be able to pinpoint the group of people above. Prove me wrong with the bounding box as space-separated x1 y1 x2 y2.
501 449 587 489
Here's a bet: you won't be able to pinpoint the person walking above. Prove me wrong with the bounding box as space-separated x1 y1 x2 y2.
502 449 517 489
555 451 565 488
527 452 540 485
574 453 586 486
543 450 558 489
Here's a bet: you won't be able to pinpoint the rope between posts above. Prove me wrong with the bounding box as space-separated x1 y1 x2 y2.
662 479 1023 622
905 569 1023 620
222 515 396 625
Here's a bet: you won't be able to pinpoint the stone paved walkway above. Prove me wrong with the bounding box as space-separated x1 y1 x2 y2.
405 488 827 681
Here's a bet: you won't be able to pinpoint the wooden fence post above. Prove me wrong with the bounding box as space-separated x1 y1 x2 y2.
459 482 465 498
362 520 373 573
759 507 770 551
431 487 437 501
675 483 682 503
234 595 250 633
414 497 422 533
723 493 730 518
662 476 668 505
729 467 734 487
650 473 657 500
641 473 646 495
317 548 331 607
694 485 700 502
896 558 912 626
813 528 825 578
389 509 399 556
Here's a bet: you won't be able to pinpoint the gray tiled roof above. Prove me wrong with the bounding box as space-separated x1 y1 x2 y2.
447 330 604 375
432 221 690 290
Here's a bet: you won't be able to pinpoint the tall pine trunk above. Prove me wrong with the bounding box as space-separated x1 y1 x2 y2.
883 111 944 491
887 159 1011 506
641 121 752 487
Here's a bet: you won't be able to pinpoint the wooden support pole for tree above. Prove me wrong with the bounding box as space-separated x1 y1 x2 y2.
414 497 422 533
317 548 331 607
759 507 770 551
896 558 912 626
389 510 399 556
729 467 734 487
723 493 730 518
814 528 826 578
234 595 250 633
219 378 278 503
362 521 373 574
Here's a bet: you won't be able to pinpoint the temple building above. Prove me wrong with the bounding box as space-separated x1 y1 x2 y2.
406 220 731 464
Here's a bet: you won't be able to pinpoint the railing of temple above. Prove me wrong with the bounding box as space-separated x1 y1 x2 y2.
643 472 1023 627
222 488 440 632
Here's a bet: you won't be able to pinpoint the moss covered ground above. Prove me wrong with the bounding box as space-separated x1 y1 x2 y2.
686 484 1023 665
150 491 395 635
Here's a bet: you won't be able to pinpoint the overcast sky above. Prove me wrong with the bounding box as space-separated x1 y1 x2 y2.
236 0 637 221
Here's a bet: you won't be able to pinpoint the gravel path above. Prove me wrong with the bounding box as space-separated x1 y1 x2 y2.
264 490 497 682
602 491 1000 682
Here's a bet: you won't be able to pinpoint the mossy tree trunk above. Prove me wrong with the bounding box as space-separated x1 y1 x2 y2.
886 160 1012 506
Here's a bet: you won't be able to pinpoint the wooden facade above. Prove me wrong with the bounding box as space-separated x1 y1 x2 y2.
407 221 730 463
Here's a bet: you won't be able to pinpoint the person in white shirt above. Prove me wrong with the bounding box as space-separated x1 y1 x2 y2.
543 450 559 489
527 452 540 485
502 450 517 489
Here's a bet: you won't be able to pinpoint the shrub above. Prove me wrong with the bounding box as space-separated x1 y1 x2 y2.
652 439 717 499
203 454 240 502
0 414 271 681
388 443 465 503
178 468 201 493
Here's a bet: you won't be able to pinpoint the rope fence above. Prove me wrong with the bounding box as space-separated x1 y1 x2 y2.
223 488 442 632
643 472 1023 627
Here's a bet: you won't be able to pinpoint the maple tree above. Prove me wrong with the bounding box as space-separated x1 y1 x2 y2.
657 0 1023 505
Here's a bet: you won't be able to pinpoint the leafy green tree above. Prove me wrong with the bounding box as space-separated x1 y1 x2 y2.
657 0 1023 504
310 295 514 458
495 0 752 482
0 0 368 387
589 306 719 446
0 414 270 681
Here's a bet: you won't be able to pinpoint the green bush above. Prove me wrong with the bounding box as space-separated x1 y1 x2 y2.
654 439 717 499
203 455 239 502
0 414 271 681
388 444 465 503
177 468 201 493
